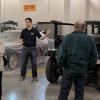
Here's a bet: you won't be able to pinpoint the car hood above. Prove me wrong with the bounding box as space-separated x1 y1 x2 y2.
3 41 22 48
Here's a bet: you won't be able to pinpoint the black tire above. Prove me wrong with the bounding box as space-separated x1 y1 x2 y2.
8 54 18 70
97 67 100 90
3 56 8 66
46 57 59 83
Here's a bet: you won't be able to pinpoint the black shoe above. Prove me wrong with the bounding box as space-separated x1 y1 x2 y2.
19 76 25 81
32 77 38 81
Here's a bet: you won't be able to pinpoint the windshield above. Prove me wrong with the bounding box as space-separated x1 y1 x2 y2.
37 22 74 38
0 31 21 42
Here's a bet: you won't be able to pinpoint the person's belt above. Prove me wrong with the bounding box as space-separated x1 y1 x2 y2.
23 45 36 47
23 46 36 50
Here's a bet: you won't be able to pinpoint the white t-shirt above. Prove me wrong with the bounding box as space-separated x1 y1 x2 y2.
0 41 5 71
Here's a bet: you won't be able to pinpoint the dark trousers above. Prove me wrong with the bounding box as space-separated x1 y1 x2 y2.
21 47 37 78
0 72 2 100
58 70 87 100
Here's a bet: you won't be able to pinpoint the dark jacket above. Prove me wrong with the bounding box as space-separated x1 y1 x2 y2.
57 31 98 73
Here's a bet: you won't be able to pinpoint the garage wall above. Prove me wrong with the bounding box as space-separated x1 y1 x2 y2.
64 0 100 22
1 0 64 28
63 0 87 35
0 0 1 22
1 0 100 29
87 0 100 20
63 0 100 35
64 0 87 23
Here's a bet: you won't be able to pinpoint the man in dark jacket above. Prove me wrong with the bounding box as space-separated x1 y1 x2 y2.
58 20 98 100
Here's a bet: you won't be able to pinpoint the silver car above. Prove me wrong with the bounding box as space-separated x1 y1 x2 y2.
0 30 54 70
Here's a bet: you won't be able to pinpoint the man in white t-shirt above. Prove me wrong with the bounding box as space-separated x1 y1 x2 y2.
0 40 5 100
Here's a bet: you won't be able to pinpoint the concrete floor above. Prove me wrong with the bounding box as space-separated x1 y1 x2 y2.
2 67 100 100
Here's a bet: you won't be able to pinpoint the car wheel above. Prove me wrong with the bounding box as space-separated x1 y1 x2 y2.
46 57 59 83
8 55 18 70
97 67 100 90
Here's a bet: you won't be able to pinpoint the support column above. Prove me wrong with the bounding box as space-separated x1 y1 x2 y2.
64 0 87 23
0 0 1 22
64 0 70 22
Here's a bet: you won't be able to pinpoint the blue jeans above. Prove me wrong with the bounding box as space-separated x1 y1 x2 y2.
58 70 87 100
21 47 37 78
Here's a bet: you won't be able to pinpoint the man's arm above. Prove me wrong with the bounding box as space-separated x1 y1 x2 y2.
0 41 5 57
40 30 51 40
57 37 67 67
89 38 98 67
15 39 23 45
15 30 24 45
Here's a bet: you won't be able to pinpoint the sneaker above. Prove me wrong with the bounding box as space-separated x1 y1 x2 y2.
32 77 38 82
19 76 25 81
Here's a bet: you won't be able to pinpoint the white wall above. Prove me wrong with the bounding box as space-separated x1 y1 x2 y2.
0 0 1 22
87 0 100 20
1 0 100 29
48 0 64 21
64 0 100 22
64 0 87 23
1 0 64 28
63 0 87 35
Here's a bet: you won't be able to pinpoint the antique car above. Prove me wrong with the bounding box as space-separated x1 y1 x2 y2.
40 21 100 90
0 29 54 70
0 20 18 32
